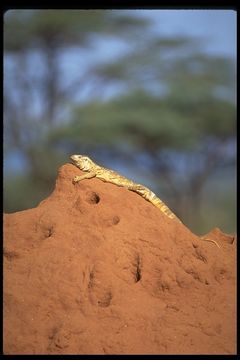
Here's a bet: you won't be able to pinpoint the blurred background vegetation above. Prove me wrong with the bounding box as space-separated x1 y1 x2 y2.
4 9 236 235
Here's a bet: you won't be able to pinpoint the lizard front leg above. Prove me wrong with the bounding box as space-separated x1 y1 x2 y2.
73 172 96 183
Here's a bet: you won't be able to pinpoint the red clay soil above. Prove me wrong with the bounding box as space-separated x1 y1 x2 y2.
3 163 237 355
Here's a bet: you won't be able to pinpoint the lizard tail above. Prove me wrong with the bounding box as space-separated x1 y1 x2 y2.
130 184 179 222
151 195 178 220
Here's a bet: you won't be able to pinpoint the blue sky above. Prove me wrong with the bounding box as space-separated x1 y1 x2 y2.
60 9 237 101
131 9 236 58
4 9 236 175
63 9 236 94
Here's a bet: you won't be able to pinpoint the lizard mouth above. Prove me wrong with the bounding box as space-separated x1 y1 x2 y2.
70 155 78 163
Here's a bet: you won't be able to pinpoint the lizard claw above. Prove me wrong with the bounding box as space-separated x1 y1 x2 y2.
72 176 80 184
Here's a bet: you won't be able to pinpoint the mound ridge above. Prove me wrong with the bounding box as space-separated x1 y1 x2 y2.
3 163 236 354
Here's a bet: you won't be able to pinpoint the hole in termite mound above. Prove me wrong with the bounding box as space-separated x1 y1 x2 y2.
86 191 100 204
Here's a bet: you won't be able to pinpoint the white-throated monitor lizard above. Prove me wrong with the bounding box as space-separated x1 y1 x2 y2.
70 154 220 248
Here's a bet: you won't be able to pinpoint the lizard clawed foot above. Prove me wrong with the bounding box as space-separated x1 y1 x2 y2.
72 175 83 183
72 172 96 184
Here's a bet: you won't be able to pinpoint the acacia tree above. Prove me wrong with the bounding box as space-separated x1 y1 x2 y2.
49 44 236 226
4 9 149 178
97 40 236 224
4 10 236 231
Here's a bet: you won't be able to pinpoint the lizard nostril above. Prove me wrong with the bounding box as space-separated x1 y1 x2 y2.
86 191 100 204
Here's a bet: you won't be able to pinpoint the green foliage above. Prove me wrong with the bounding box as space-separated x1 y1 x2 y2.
4 174 54 213
4 10 236 234
49 88 235 151
3 147 68 213
197 170 236 234
4 10 149 52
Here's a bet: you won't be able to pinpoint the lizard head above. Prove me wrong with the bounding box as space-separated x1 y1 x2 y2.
70 155 95 171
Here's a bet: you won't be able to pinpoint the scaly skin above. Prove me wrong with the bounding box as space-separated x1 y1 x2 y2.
70 154 220 248
70 155 178 221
